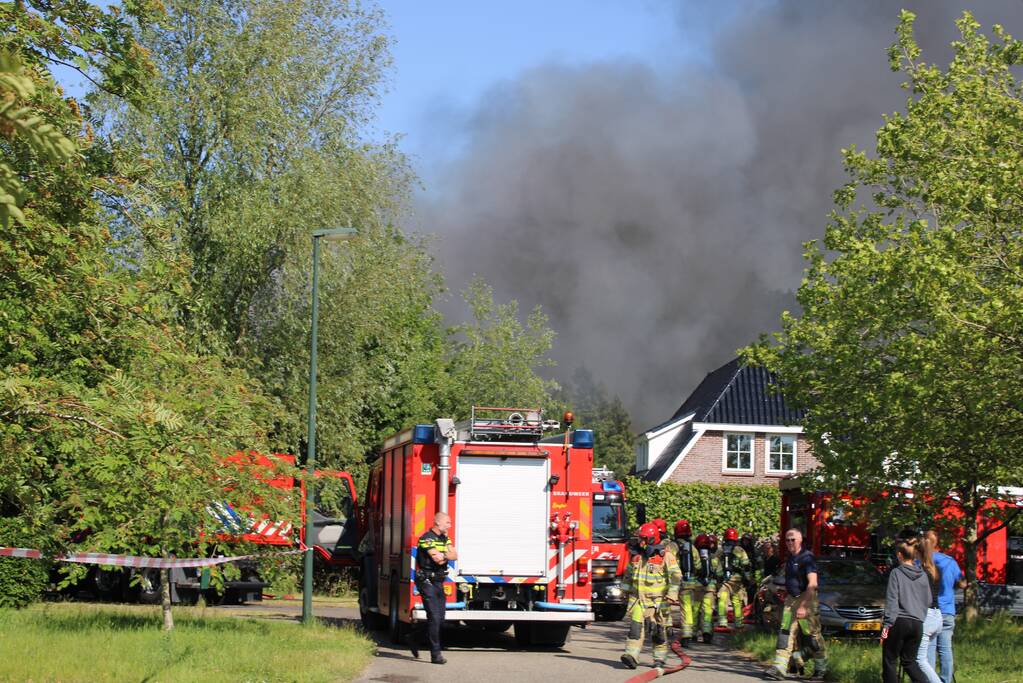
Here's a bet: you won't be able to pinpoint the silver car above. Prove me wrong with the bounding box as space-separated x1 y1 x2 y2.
755 558 886 636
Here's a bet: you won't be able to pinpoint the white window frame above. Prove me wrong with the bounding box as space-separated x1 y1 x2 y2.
765 433 797 474
722 432 755 473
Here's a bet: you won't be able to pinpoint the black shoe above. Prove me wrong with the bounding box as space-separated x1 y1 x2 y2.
763 667 787 680
620 653 638 669
653 660 666 669
679 637 691 648
405 634 419 659
702 632 713 644
431 655 447 665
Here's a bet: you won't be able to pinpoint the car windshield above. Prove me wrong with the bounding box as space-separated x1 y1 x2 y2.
819 561 884 586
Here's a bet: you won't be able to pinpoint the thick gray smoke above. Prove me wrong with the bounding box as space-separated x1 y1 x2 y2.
414 1 1023 429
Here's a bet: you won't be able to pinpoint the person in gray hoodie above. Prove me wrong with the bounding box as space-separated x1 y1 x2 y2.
882 537 932 683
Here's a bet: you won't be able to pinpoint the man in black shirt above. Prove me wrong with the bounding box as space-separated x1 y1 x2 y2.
765 529 827 681
410 511 458 664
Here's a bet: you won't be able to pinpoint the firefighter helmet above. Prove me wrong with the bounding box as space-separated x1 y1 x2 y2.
709 534 719 550
694 533 711 549
724 528 739 542
637 522 661 545
674 519 692 538
652 518 668 536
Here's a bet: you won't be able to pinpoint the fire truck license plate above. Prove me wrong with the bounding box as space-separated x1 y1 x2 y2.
848 621 880 631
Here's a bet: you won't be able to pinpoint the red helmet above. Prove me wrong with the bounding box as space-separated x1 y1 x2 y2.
674 519 692 538
724 528 739 542
709 534 719 550
637 522 661 545
652 518 668 536
694 533 711 549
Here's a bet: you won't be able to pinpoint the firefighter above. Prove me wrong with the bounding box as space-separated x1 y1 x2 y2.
765 528 827 681
715 528 751 631
664 519 701 646
651 518 669 543
694 532 719 644
409 511 458 664
621 522 681 670
741 532 762 605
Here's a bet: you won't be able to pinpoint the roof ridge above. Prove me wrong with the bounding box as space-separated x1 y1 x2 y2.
701 360 744 423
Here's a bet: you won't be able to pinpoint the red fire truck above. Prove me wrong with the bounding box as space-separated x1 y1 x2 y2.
779 479 1023 612
356 407 596 647
82 451 358 605
589 466 629 621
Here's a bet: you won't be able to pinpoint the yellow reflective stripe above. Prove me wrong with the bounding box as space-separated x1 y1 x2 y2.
413 494 426 538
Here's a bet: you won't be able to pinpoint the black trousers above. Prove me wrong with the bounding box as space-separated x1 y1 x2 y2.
414 579 446 657
882 616 928 683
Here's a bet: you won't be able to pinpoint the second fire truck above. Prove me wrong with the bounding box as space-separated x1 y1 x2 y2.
357 407 596 647
589 466 629 621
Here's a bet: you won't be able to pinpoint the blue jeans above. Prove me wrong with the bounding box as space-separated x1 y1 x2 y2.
916 608 942 683
927 613 955 683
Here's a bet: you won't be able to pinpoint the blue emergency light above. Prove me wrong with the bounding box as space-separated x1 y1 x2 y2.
572 429 594 449
413 424 434 444
602 480 622 492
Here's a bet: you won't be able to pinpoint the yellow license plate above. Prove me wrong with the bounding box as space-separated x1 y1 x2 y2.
848 621 880 631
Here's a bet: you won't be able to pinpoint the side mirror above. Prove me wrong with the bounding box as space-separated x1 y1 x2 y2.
635 502 647 525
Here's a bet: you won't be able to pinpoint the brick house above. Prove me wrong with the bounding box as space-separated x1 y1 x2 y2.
635 358 818 485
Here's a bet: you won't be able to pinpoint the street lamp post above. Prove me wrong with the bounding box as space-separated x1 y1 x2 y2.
303 227 357 626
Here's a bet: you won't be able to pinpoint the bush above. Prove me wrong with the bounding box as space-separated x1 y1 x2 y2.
0 517 50 608
623 477 781 540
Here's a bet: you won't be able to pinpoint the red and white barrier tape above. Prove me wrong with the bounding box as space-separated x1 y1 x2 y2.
0 546 306 568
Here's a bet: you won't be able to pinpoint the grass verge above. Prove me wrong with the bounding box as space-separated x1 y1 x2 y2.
733 612 1023 683
0 602 374 682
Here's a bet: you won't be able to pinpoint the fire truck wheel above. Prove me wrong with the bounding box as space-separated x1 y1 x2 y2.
91 567 125 601
387 582 406 644
479 621 513 633
513 622 534 647
359 586 387 631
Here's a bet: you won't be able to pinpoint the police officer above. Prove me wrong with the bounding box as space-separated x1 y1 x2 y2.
765 528 827 681
621 522 681 670
694 532 719 644
409 511 457 664
716 528 751 631
664 519 702 646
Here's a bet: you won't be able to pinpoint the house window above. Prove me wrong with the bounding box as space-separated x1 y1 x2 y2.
723 433 754 472
766 434 796 473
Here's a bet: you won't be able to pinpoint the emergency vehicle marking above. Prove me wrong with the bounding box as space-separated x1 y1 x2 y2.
413 494 427 538
578 498 590 539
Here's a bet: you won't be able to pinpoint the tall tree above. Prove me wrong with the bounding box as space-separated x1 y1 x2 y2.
1 2 289 628
560 367 635 477
95 0 448 479
746 11 1023 618
442 278 560 419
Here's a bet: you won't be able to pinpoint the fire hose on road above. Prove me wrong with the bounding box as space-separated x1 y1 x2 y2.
622 640 693 682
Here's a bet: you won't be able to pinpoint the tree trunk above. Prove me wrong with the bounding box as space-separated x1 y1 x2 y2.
160 566 174 631
961 495 980 622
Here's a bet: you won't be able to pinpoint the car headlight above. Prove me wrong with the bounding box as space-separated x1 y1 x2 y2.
608 586 623 597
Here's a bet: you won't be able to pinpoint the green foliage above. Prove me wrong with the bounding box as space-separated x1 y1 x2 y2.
744 12 1023 612
559 367 635 477
0 518 49 608
443 278 560 418
622 477 780 540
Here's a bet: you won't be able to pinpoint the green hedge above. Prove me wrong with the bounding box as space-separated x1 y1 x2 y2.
0 517 50 608
623 477 781 541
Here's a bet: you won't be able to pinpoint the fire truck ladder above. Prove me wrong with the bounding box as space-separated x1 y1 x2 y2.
468 406 547 442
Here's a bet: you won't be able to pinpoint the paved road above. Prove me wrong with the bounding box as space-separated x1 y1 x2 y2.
220 602 769 683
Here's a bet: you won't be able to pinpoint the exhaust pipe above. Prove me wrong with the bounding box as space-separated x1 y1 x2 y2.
435 419 456 514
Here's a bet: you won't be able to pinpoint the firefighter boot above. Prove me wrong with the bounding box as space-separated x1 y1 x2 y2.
763 666 787 680
431 655 447 665
702 631 714 645
621 654 638 670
